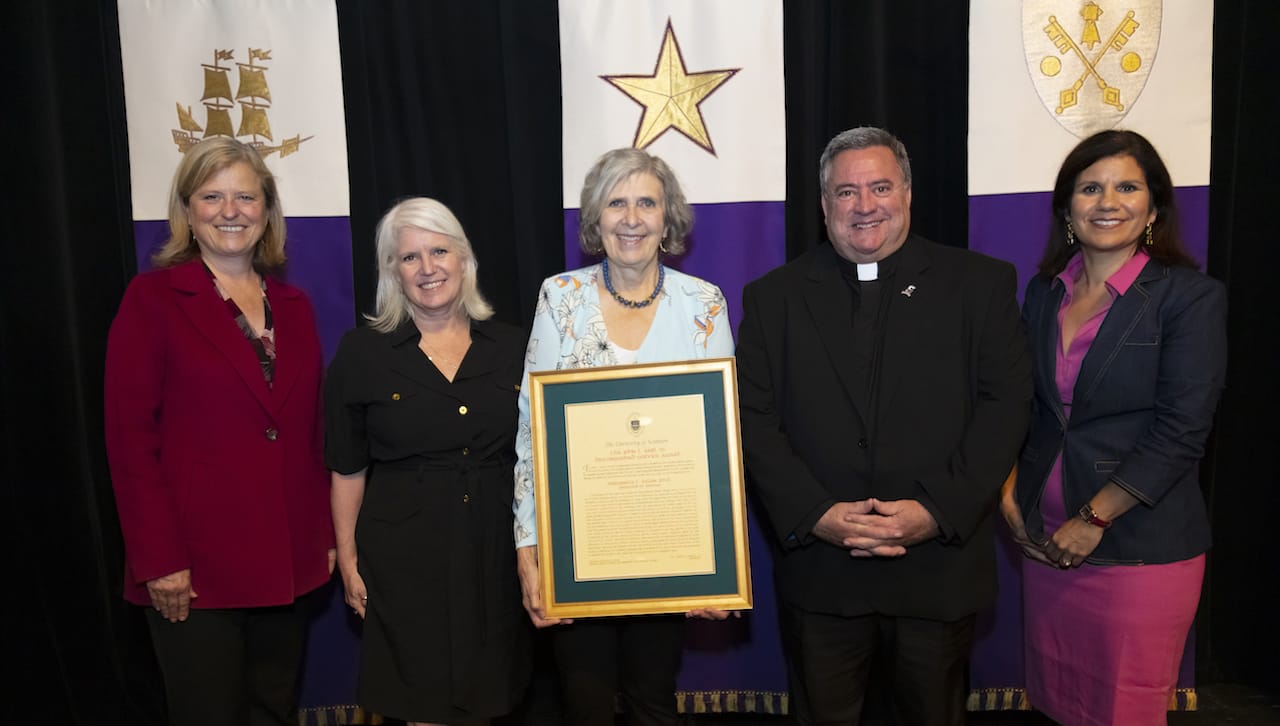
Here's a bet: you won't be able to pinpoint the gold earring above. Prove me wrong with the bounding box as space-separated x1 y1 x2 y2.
1145 222 1153 246
1066 222 1075 246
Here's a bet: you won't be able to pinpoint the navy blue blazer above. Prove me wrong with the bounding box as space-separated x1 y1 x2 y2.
1016 257 1227 564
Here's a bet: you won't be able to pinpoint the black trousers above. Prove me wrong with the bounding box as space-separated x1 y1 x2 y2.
780 603 976 726
145 600 310 726
551 614 685 726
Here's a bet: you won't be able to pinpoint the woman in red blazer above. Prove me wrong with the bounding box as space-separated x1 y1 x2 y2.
105 136 334 726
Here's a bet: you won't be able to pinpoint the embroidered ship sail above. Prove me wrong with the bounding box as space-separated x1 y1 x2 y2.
236 66 272 104
200 52 236 139
172 48 311 156
175 103 202 133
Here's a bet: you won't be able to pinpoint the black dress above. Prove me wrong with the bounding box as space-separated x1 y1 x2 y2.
325 319 531 722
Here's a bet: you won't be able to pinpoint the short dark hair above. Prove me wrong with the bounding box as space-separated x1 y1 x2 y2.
819 126 912 193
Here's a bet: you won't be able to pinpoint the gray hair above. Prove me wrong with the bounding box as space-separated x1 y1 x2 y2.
819 126 912 193
365 197 494 332
578 148 693 256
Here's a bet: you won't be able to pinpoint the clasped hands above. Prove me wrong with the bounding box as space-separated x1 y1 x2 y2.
813 499 939 557
1000 495 1102 569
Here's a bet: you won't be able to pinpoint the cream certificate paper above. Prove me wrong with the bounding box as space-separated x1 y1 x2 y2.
563 394 715 581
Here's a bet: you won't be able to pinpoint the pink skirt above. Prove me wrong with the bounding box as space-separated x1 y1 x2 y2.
1023 459 1203 725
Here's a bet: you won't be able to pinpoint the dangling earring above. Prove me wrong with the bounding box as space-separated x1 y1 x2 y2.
1066 222 1076 246
659 232 669 255
1145 221 1154 247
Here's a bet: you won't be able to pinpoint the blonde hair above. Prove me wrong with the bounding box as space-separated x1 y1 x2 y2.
153 137 286 272
365 197 494 332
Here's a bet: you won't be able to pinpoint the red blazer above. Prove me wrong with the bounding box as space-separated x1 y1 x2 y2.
105 259 333 608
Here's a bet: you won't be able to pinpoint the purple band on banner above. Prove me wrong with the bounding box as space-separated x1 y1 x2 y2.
300 584 361 708
566 200 790 696
680 506 787 693
966 186 1209 696
132 217 354 363
969 186 1211 301
282 217 356 363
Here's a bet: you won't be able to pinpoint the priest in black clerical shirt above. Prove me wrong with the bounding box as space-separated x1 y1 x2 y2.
736 126 1031 726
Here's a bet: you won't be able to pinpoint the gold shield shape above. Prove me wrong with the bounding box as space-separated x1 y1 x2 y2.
1022 0 1162 137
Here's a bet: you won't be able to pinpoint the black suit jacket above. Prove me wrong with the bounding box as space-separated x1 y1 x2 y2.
736 236 1031 620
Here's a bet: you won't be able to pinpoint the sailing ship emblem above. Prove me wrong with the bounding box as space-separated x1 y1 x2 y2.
173 49 313 157
1022 1 1162 137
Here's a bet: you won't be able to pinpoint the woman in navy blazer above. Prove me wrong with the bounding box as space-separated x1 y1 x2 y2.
1000 130 1226 725
105 137 334 726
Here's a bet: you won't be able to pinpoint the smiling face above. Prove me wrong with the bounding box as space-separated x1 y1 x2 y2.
821 146 912 264
597 172 667 270
396 226 464 319
186 162 267 264
1068 154 1157 254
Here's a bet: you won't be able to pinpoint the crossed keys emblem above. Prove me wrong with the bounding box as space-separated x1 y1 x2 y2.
1043 7 1141 113
1023 0 1161 137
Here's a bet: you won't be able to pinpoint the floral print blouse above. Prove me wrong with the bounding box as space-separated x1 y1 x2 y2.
513 263 734 547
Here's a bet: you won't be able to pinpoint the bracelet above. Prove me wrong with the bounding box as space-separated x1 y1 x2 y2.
1077 503 1113 529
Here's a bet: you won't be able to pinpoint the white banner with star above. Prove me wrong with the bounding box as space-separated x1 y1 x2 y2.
557 0 788 705
559 0 785 206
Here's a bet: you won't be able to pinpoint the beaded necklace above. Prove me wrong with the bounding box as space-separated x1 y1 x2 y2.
601 258 664 309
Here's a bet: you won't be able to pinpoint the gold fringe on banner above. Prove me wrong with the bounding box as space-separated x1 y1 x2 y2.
965 688 1031 711
675 690 789 715
298 705 385 725
966 687 1198 713
1172 688 1198 711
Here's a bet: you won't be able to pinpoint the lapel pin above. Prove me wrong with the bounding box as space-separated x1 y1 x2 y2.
900 284 916 298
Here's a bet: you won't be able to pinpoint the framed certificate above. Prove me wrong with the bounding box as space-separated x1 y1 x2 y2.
528 357 752 618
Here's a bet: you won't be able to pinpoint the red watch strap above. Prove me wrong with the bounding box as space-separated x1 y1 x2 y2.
1077 503 1113 529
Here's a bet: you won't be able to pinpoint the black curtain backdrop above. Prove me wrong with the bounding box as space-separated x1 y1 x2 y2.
1201 0 1280 694
2 2 166 724
784 2 970 258
336 0 565 328
3 1 1275 722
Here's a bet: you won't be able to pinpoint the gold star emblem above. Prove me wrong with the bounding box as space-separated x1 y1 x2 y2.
601 20 739 154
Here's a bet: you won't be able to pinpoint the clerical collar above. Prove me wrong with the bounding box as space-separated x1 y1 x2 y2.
835 243 903 283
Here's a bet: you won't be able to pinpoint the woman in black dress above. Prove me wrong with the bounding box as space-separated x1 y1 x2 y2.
326 197 530 724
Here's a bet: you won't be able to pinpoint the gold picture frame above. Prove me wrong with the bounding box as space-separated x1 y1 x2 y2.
529 357 752 618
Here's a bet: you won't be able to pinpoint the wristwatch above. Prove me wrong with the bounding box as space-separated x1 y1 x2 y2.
1077 503 1113 529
